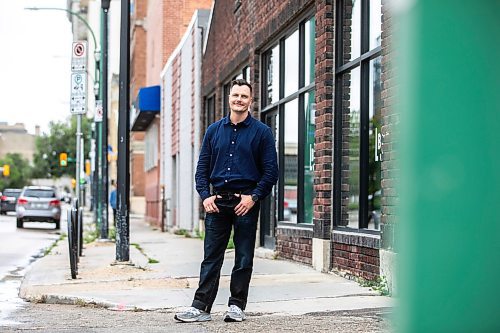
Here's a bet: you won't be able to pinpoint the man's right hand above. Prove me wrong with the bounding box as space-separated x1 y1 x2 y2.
203 195 220 214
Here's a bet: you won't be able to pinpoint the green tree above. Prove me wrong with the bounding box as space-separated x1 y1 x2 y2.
32 117 92 178
0 153 32 190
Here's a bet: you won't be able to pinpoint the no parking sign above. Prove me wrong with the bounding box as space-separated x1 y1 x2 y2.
71 41 87 72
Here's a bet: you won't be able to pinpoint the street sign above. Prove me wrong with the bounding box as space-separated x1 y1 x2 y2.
70 73 87 115
95 100 103 122
71 41 88 72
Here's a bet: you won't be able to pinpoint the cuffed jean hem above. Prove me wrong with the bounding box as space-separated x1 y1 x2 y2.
192 300 210 313
228 297 246 310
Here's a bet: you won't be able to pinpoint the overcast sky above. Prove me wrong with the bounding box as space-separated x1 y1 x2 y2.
0 0 73 135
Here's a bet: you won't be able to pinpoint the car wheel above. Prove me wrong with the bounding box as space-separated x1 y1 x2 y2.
16 218 23 228
55 219 61 230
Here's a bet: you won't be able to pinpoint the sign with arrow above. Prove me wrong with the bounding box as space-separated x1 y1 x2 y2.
70 72 87 115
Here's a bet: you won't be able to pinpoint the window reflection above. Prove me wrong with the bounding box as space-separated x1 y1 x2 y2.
284 30 299 97
344 0 361 63
368 57 382 230
284 99 298 223
265 45 280 105
340 67 360 228
244 66 251 83
304 17 316 86
304 91 316 224
370 0 382 49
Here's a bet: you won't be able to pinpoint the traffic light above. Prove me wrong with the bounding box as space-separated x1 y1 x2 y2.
2 164 9 176
71 178 76 189
59 153 68 167
85 159 91 176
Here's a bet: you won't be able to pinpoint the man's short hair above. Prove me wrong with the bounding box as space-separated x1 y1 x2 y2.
231 79 252 94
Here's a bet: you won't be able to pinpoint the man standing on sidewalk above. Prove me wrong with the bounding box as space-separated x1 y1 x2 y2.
175 79 278 323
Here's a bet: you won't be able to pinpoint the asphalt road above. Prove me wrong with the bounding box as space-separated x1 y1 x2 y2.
0 209 65 280
2 304 391 332
0 208 67 326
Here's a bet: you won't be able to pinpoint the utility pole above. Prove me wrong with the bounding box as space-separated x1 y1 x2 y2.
100 0 110 239
116 0 130 262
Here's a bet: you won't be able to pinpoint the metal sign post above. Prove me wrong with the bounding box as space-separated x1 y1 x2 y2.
71 41 88 204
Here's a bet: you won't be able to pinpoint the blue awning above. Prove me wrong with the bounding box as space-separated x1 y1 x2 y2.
131 85 161 131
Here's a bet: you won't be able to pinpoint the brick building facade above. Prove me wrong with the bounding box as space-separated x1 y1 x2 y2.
130 0 147 215
200 0 396 290
131 0 212 228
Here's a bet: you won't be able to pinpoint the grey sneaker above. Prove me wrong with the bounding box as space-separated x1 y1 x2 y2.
174 307 212 322
223 304 246 322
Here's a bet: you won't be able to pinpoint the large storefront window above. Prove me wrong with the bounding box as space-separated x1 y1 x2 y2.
261 14 315 226
334 0 382 231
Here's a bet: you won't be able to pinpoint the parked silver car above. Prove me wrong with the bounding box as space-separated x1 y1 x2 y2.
16 186 61 229
1 188 22 214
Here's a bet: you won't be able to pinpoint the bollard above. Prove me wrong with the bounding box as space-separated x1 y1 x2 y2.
67 209 77 279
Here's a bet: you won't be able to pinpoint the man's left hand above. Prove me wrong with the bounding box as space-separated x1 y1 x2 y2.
234 194 255 216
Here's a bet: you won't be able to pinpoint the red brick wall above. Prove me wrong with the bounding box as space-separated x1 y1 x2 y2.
131 0 147 99
131 152 145 196
313 0 334 239
130 0 148 197
380 0 398 251
162 0 212 65
276 233 313 265
333 243 380 281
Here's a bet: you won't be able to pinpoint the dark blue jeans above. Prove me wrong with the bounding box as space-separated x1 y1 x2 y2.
192 201 260 313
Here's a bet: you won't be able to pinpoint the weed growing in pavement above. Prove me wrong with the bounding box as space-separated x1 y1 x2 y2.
84 228 99 244
359 276 390 296
44 233 67 255
174 229 190 237
108 227 116 241
131 243 160 264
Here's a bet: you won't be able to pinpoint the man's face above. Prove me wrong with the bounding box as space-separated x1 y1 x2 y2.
229 84 252 114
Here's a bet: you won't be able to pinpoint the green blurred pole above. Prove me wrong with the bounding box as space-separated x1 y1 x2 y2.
95 11 105 234
397 1 500 332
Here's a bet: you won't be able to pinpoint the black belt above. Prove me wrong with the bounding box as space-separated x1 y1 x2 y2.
214 188 254 198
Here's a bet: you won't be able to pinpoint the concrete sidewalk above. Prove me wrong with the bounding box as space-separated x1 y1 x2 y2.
19 212 394 316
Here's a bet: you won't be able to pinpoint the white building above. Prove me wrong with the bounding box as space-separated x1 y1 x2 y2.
160 10 210 232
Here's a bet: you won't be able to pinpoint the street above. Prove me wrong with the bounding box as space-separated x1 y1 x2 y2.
0 210 393 332
0 210 66 279
2 304 391 332
0 207 67 326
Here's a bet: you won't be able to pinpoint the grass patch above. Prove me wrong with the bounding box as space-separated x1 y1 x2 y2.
358 276 390 296
174 229 193 238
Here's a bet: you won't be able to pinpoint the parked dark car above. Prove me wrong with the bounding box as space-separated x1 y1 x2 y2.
0 188 22 214
16 186 61 229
